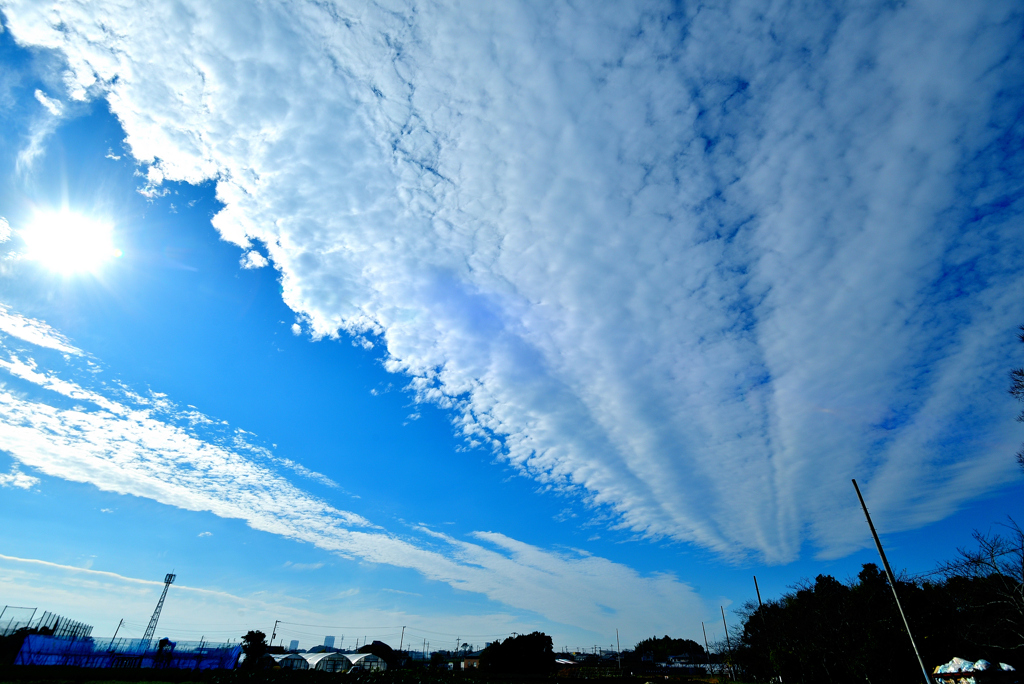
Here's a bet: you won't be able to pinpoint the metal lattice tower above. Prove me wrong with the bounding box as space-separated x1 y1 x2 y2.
142 573 175 642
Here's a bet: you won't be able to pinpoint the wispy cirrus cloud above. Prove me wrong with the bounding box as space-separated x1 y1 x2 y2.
0 552 564 646
283 561 324 571
0 306 701 639
1 0 1022 564
0 304 82 355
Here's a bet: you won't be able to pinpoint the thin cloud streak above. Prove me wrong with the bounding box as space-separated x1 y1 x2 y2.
0 304 83 355
0 310 701 638
1 0 1022 563
0 552 564 646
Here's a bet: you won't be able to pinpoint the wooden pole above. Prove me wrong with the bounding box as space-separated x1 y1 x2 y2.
852 479 931 684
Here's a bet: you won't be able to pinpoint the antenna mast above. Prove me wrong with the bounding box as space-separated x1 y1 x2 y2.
142 573 176 642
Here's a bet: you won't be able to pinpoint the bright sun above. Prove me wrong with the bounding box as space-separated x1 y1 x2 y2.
22 210 121 274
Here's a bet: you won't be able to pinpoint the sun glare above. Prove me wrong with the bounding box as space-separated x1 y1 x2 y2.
22 210 121 274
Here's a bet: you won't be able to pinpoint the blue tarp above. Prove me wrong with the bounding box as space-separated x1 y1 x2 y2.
15 634 241 669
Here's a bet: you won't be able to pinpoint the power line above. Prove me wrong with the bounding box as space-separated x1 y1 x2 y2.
400 627 511 638
276 621 404 630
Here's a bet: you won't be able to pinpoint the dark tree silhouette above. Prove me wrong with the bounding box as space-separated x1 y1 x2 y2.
736 553 1024 684
939 520 1024 652
1011 325 1024 470
358 639 398 668
633 635 705 663
480 631 554 674
240 630 267 669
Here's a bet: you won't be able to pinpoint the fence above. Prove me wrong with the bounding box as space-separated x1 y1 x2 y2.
14 634 241 670
0 606 36 636
0 606 92 638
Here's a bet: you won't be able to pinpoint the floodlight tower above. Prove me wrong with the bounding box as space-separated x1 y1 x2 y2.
142 573 176 642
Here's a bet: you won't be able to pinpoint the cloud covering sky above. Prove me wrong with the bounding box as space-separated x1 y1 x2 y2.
2 0 1022 563
0 0 1022 647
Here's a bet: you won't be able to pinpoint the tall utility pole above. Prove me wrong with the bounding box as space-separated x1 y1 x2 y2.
721 606 733 681
108 619 124 651
616 629 621 670
270 620 280 647
142 573 175 642
754 576 782 683
852 479 931 684
701 622 711 674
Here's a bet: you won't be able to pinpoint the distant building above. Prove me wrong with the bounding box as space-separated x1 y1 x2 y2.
460 651 484 670
289 640 299 651
324 636 335 648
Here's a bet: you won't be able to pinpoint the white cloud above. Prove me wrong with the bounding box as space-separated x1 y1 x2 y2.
0 369 375 538
240 250 268 269
0 463 38 489
276 456 337 488
0 304 83 355
198 531 212 537
0 217 10 243
229 433 338 488
33 89 61 116
15 89 65 172
0 314 702 639
0 552 372 640
0 552 576 647
283 561 324 570
1 0 1021 565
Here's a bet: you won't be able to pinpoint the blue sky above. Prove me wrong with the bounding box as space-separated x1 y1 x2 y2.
0 0 1022 654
